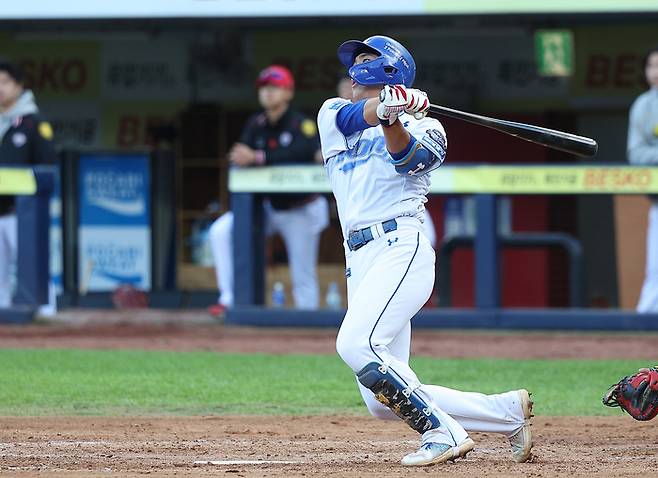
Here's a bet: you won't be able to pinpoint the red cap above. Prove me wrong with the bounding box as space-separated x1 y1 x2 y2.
256 65 294 89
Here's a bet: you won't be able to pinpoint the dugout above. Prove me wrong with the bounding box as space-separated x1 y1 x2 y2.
1 1 657 310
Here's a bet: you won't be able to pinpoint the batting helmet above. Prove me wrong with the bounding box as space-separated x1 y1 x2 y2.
337 35 416 88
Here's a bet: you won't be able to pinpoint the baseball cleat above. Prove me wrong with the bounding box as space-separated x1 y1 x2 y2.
401 437 475 467
509 389 533 463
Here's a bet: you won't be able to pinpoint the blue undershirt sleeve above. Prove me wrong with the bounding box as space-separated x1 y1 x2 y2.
335 100 371 136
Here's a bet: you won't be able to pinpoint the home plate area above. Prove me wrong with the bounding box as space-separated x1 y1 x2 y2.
2 415 656 477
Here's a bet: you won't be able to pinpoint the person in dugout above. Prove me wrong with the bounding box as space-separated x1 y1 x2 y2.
0 62 56 308
208 65 329 315
628 45 658 313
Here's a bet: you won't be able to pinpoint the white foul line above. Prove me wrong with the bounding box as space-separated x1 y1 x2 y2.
194 460 301 465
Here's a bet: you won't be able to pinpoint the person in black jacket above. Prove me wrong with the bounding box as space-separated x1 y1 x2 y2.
0 62 56 307
208 65 329 314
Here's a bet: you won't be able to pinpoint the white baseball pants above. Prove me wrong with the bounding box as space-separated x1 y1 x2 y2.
209 196 329 309
0 213 17 307
336 217 526 446
637 202 658 313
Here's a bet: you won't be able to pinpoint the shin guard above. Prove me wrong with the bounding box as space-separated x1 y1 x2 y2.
357 362 440 433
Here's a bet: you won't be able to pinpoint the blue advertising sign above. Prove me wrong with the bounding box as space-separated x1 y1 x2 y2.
78 155 150 226
78 154 151 291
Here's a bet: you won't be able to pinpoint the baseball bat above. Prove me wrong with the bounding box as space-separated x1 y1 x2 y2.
428 104 598 157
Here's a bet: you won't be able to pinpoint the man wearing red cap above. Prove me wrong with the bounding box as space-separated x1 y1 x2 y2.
208 65 329 314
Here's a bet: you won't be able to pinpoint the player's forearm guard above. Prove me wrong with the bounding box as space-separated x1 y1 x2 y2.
357 362 441 434
390 129 446 177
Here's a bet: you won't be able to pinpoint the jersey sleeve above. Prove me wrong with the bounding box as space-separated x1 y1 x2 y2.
317 97 353 162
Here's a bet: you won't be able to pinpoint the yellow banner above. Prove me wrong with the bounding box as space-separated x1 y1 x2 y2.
433 166 658 193
230 165 331 193
0 168 37 195
230 165 658 194
423 0 658 13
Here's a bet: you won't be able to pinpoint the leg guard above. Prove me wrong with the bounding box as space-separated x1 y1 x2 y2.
357 362 441 434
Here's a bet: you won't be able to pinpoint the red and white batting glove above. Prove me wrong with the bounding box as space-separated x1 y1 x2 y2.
378 85 430 124
377 85 408 126
404 88 430 120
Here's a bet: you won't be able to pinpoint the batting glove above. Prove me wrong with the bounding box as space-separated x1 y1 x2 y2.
377 85 407 126
404 88 430 120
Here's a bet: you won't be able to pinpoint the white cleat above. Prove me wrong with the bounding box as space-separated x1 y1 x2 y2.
509 389 534 463
401 437 475 467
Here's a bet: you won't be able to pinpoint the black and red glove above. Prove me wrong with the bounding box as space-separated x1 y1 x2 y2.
602 367 658 421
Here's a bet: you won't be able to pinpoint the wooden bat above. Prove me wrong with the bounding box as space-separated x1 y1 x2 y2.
428 103 598 157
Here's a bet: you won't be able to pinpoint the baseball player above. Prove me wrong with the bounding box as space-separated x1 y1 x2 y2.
0 62 56 308
317 36 533 466
208 65 329 314
628 45 658 313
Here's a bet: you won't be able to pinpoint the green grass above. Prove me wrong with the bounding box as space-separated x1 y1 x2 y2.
0 348 644 417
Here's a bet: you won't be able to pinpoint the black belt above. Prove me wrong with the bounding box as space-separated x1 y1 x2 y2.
347 219 398 251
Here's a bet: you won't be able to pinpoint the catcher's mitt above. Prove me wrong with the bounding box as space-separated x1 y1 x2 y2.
602 367 658 421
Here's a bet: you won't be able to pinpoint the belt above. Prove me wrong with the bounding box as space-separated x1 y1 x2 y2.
347 219 398 251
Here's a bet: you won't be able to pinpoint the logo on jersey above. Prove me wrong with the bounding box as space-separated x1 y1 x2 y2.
335 137 387 173
39 122 54 141
301 119 317 137
12 132 27 148
279 131 293 147
329 100 347 110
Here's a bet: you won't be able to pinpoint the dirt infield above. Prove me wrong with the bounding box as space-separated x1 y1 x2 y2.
2 312 658 477
2 415 657 477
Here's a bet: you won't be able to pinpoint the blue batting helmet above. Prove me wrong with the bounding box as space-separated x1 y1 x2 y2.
337 35 416 87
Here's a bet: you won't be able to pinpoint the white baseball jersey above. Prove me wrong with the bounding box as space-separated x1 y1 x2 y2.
317 97 446 238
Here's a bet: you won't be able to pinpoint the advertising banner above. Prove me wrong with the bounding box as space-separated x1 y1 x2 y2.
77 154 151 291
101 41 189 101
230 165 658 194
572 25 658 100
0 168 36 194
